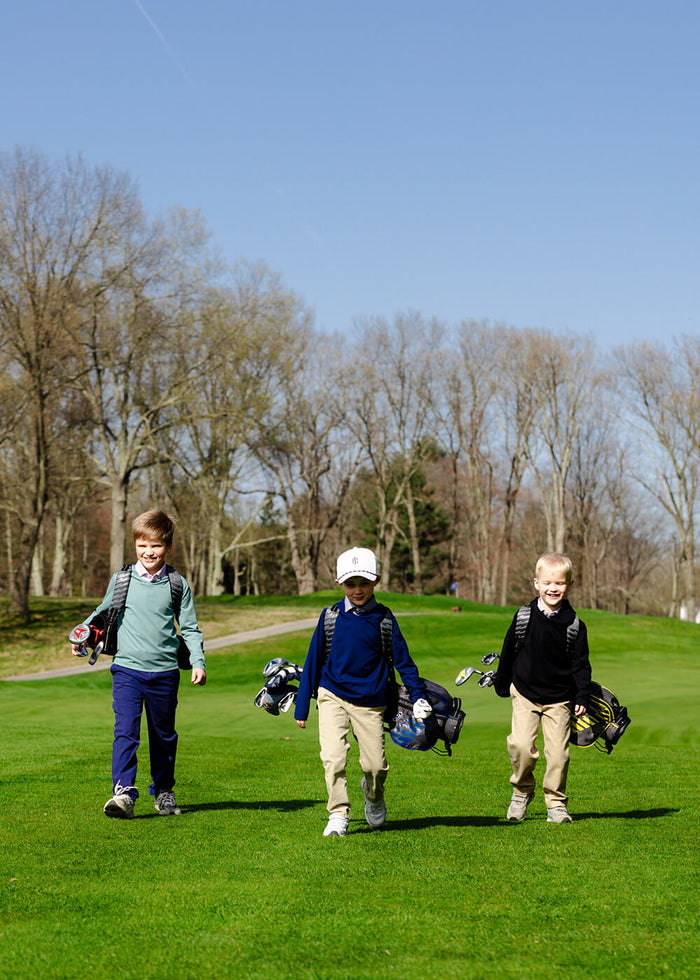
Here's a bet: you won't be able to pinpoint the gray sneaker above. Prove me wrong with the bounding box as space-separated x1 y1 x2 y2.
155 791 182 815
546 806 573 823
104 786 136 819
507 791 534 822
361 777 387 829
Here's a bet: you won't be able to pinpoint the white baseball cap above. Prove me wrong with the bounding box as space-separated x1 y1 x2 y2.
336 547 380 584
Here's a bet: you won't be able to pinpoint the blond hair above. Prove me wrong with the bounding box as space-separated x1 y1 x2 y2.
131 509 176 548
534 552 573 583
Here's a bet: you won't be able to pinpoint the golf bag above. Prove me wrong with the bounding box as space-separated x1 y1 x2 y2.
387 678 465 756
569 682 631 754
70 564 192 668
69 613 108 665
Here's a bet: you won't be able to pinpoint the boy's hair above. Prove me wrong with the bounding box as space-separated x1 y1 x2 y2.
131 509 176 548
534 552 573 583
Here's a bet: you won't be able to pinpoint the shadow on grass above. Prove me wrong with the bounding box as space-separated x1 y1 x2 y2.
573 807 679 820
182 798 319 814
380 815 503 830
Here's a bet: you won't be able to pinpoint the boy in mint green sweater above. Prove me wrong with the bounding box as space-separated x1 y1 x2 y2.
76 510 206 819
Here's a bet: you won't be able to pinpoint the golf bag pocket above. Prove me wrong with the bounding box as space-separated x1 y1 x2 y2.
569 682 631 754
387 678 465 756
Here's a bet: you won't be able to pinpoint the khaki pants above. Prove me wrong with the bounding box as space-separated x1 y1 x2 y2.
317 687 388 816
507 684 572 808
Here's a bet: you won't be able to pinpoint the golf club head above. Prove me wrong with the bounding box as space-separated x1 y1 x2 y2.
263 657 291 679
265 664 303 689
455 666 483 686
477 671 496 687
254 686 280 715
481 652 499 666
88 641 104 665
69 624 91 646
278 689 298 712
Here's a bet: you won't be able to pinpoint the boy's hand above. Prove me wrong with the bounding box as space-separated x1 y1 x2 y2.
413 698 432 721
296 719 306 729
574 704 586 717
191 668 207 686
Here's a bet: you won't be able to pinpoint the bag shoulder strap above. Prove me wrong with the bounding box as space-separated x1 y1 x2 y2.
165 564 183 623
379 608 395 668
515 603 579 656
109 564 133 619
322 603 340 664
514 605 531 651
566 615 580 657
321 603 394 666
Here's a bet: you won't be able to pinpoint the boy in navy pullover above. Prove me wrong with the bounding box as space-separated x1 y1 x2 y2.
295 547 432 837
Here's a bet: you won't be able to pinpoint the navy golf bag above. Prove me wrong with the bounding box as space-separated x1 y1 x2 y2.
387 678 465 756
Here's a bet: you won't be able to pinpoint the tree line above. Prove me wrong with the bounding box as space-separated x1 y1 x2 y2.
1 147 698 621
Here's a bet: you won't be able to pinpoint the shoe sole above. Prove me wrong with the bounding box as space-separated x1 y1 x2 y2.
104 803 134 819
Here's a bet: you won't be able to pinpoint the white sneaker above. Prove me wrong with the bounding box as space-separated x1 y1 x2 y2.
361 777 387 829
546 806 573 823
323 814 349 837
507 791 534 822
155 791 181 815
104 786 136 819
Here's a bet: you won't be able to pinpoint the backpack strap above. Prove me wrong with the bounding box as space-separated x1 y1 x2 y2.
566 615 580 657
165 565 183 623
109 564 133 616
514 605 531 651
515 604 579 656
379 609 395 668
322 603 340 665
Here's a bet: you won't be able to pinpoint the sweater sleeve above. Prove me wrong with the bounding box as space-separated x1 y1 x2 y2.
294 612 325 722
571 619 592 708
178 577 205 670
493 612 518 698
391 616 427 704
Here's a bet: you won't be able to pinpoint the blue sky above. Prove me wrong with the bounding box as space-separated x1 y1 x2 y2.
2 1 698 346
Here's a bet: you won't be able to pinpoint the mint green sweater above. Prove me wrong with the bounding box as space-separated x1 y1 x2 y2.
87 568 205 672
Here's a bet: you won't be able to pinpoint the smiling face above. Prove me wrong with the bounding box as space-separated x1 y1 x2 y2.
533 563 572 613
341 576 377 606
134 535 169 576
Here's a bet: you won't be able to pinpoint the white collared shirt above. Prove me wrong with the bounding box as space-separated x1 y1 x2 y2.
135 560 168 582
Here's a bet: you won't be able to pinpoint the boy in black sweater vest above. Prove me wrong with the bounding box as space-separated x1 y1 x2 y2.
493 553 591 824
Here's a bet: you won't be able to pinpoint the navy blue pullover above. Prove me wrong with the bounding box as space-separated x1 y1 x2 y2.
294 602 425 721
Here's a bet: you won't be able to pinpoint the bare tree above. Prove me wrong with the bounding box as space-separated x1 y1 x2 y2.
254 329 361 594
353 312 442 591
0 148 132 616
615 336 700 619
527 331 603 554
153 264 310 594
67 202 215 570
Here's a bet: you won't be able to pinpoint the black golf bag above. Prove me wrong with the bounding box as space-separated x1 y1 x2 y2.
387 678 465 756
569 682 631 754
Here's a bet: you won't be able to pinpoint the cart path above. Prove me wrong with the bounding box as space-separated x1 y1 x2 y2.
4 617 320 682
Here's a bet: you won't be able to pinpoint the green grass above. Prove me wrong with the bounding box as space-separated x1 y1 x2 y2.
1 599 699 979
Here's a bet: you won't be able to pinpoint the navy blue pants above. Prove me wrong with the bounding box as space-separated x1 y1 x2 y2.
110 665 180 800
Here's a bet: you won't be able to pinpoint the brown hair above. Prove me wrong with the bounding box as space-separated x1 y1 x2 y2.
131 510 176 548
